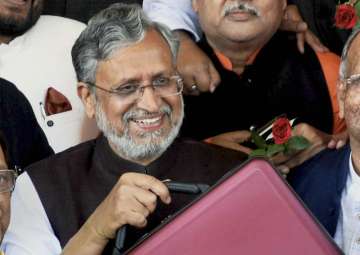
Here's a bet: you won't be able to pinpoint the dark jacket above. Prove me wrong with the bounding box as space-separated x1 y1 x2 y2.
288 144 350 236
27 135 246 253
0 78 53 170
182 32 334 140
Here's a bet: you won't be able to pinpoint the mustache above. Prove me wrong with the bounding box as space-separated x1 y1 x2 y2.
223 2 260 17
123 104 172 122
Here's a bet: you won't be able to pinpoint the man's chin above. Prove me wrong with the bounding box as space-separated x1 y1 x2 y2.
138 136 166 145
0 1 42 37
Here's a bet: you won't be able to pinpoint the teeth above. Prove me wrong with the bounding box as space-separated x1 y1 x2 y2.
134 116 162 125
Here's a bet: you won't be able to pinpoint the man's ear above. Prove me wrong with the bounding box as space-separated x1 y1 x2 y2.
192 0 199 12
77 82 96 119
337 79 347 119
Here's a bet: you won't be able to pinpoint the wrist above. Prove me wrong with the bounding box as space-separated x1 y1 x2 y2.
61 221 110 255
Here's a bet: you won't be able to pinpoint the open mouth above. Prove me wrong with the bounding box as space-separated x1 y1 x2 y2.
131 115 164 131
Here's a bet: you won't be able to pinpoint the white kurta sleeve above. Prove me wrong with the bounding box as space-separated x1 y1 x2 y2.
143 0 202 41
1 173 62 255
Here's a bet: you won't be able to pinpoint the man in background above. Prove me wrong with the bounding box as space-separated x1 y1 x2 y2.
170 0 344 173
0 0 98 152
289 29 360 254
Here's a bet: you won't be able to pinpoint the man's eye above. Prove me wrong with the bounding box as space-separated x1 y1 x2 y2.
115 84 138 94
153 77 170 87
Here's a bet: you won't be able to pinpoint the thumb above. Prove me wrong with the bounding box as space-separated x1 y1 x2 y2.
281 19 307 32
208 62 221 93
225 130 252 143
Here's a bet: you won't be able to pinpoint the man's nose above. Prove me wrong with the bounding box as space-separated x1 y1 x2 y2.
136 86 162 112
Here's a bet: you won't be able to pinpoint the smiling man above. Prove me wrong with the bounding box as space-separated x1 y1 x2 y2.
2 4 245 255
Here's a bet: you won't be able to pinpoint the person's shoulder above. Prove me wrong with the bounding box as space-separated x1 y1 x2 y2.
0 78 18 97
24 15 85 43
35 15 86 31
26 138 97 176
288 144 350 186
0 78 28 105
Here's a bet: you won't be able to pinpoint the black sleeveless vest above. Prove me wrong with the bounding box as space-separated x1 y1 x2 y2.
27 136 245 253
181 32 334 140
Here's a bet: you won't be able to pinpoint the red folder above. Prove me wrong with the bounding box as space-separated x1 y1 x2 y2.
127 159 343 255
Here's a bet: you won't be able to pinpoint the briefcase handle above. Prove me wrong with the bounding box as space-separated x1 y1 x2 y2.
112 181 210 255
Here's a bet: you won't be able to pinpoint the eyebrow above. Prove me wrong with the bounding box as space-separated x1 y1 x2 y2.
110 71 173 90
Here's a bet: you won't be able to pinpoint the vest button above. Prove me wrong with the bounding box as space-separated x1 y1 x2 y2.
47 120 54 127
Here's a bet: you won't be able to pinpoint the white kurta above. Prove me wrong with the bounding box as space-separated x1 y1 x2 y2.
0 15 98 153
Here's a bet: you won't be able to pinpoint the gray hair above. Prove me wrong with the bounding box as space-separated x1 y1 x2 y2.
71 3 179 86
339 28 360 80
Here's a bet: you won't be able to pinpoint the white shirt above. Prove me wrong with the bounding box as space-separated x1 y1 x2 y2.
0 15 98 153
2 173 61 254
143 0 201 41
334 154 360 255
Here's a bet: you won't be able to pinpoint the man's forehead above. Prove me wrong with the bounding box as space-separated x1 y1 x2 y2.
97 30 174 79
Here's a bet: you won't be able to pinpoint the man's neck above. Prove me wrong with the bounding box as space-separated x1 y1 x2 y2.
206 35 266 75
0 34 14 44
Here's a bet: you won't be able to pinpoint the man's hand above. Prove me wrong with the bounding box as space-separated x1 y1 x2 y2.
328 130 348 149
206 130 252 154
62 173 171 255
86 173 170 240
280 5 329 54
272 123 347 175
176 30 220 95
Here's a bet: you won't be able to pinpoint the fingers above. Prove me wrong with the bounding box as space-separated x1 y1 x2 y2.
281 19 307 33
208 131 252 154
271 152 292 165
304 30 329 53
328 131 348 149
193 65 215 93
176 30 219 95
222 130 251 143
277 165 290 177
208 62 221 93
130 186 158 214
126 212 148 228
296 32 305 54
212 139 252 154
121 185 158 228
328 139 346 149
119 173 171 204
